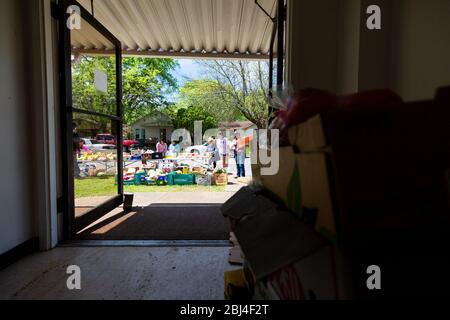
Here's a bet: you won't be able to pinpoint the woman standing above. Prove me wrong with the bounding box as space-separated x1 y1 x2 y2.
156 138 168 157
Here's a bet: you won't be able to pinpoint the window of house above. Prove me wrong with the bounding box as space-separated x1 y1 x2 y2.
135 129 140 139
141 129 146 139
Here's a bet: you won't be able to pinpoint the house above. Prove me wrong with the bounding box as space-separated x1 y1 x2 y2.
130 111 174 142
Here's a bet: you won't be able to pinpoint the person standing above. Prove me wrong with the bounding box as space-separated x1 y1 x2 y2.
231 133 239 178
216 132 229 169
79 139 91 153
235 135 246 178
206 137 219 169
156 138 168 157
168 139 181 155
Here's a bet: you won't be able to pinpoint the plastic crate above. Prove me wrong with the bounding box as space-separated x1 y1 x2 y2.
115 173 144 186
168 173 195 185
156 175 168 186
195 173 212 186
134 172 147 185
123 179 136 185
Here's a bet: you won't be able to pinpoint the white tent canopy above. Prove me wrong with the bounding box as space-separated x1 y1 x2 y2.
76 0 277 59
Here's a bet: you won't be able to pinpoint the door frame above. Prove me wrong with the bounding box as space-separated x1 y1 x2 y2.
57 0 123 239
269 0 286 114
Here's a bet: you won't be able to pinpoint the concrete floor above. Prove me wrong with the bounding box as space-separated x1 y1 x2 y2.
0 246 236 300
75 191 237 209
131 192 235 206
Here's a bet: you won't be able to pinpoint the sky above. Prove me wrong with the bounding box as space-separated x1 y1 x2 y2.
172 59 205 86
166 59 206 102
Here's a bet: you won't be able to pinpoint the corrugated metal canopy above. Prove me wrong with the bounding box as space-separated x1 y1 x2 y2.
75 0 277 59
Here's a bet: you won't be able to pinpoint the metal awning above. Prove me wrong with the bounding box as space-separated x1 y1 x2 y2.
76 0 277 59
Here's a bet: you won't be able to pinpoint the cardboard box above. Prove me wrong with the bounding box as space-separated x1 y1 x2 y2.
222 187 327 281
256 146 336 238
228 246 244 265
222 187 346 300
214 173 228 186
224 269 250 300
288 115 327 152
267 245 338 300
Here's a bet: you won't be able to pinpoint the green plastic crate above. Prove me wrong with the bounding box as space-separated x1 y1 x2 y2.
115 173 143 186
134 172 147 185
168 173 195 185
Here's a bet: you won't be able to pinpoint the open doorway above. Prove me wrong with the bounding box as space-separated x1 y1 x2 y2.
74 58 268 240
57 0 284 242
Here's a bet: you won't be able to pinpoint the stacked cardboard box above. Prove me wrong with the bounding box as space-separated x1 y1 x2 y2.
228 232 244 265
241 87 450 298
221 187 342 300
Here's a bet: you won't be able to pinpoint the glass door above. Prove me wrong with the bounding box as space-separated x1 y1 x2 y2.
58 0 123 238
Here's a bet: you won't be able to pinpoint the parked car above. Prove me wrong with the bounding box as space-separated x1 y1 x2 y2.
123 137 139 151
95 134 115 145
81 138 116 152
185 144 208 154
94 134 138 150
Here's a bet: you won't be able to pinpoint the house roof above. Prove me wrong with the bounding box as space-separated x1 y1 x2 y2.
75 0 277 60
132 111 174 127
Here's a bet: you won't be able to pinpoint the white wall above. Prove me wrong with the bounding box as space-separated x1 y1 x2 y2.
288 0 450 101
358 0 392 91
0 0 35 254
132 126 173 140
146 127 160 139
336 0 361 94
286 0 339 92
388 0 450 101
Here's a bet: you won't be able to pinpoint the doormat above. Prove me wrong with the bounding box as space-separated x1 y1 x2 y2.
77 204 231 240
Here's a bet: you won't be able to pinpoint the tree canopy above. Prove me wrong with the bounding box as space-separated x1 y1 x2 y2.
71 55 178 125
176 79 243 123
200 60 271 128
163 104 218 138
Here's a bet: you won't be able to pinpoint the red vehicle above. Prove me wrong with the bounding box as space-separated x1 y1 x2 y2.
123 137 138 150
95 134 138 149
95 134 115 145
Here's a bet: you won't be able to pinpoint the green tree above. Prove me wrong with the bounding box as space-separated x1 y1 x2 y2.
71 55 178 125
163 104 218 138
201 60 270 128
176 79 242 123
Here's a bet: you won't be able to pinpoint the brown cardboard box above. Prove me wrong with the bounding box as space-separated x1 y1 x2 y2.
214 173 228 186
267 245 338 300
222 187 346 300
288 115 327 152
256 146 336 238
222 187 327 281
228 246 244 265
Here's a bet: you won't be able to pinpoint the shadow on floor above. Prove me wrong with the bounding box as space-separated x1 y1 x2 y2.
77 203 231 240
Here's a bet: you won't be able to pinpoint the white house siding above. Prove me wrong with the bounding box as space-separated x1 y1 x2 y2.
131 125 173 140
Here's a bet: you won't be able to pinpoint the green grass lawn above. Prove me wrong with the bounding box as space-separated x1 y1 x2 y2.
74 176 226 198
